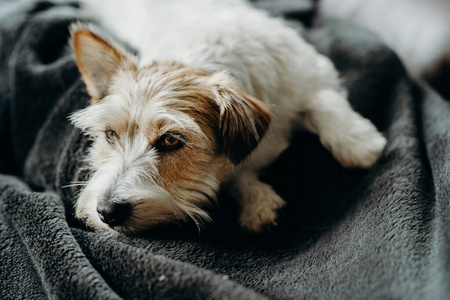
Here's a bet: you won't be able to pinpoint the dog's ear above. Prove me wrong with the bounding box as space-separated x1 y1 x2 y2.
210 72 271 165
70 24 137 102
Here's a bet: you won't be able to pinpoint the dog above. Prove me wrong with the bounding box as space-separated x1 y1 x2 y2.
69 0 387 234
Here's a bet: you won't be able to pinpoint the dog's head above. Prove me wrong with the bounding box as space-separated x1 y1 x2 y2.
69 25 270 233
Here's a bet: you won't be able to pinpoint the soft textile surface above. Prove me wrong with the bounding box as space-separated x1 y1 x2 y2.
1 0 449 299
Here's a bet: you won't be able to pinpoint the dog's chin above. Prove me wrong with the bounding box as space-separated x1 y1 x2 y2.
116 200 215 235
110 219 186 235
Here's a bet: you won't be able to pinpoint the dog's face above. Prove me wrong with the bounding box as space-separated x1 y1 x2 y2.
69 26 270 233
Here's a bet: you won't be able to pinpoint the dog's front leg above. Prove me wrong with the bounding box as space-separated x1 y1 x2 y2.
301 89 387 168
229 170 286 233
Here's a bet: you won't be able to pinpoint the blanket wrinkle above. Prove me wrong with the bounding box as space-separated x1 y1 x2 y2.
72 229 267 300
0 0 449 299
0 175 120 299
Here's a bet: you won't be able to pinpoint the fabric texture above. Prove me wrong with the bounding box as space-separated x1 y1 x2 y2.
0 0 449 299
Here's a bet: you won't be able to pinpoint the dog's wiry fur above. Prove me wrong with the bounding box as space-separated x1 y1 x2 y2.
70 0 387 234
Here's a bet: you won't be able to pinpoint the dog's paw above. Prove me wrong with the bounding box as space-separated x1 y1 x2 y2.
238 183 286 233
329 119 387 169
77 211 112 232
75 192 112 232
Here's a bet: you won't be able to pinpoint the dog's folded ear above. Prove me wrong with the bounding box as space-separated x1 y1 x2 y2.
210 72 271 165
70 23 137 102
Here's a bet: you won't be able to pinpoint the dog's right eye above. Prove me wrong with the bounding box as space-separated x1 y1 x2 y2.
105 129 117 144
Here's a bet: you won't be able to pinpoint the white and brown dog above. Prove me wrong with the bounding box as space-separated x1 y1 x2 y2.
69 0 386 234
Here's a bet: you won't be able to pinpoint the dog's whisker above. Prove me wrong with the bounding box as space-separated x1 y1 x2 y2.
61 183 88 189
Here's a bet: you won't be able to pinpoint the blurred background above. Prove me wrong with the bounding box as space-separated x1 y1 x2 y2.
318 0 450 99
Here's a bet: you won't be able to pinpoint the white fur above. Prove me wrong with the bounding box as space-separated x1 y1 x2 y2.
77 0 386 232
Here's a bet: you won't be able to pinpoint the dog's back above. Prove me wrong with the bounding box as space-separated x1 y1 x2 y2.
82 0 273 65
80 0 348 171
81 0 338 103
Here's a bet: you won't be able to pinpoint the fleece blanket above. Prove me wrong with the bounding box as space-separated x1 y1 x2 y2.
1 0 449 299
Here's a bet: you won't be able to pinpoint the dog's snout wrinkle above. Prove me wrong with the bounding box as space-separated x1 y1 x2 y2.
97 202 132 226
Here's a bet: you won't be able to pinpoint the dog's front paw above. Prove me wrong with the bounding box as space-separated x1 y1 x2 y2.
238 183 286 233
329 119 387 169
76 206 112 232
76 191 112 232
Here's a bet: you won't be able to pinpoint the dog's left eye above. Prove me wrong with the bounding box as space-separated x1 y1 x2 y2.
105 129 117 144
156 134 184 152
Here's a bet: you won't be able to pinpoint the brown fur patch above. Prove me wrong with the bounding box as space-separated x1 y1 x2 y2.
135 62 271 164
136 64 224 202
217 86 271 164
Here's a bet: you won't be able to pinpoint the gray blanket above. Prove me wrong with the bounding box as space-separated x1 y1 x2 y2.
1 0 449 299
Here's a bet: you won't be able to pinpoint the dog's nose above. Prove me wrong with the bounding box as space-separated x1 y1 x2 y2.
97 202 131 226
